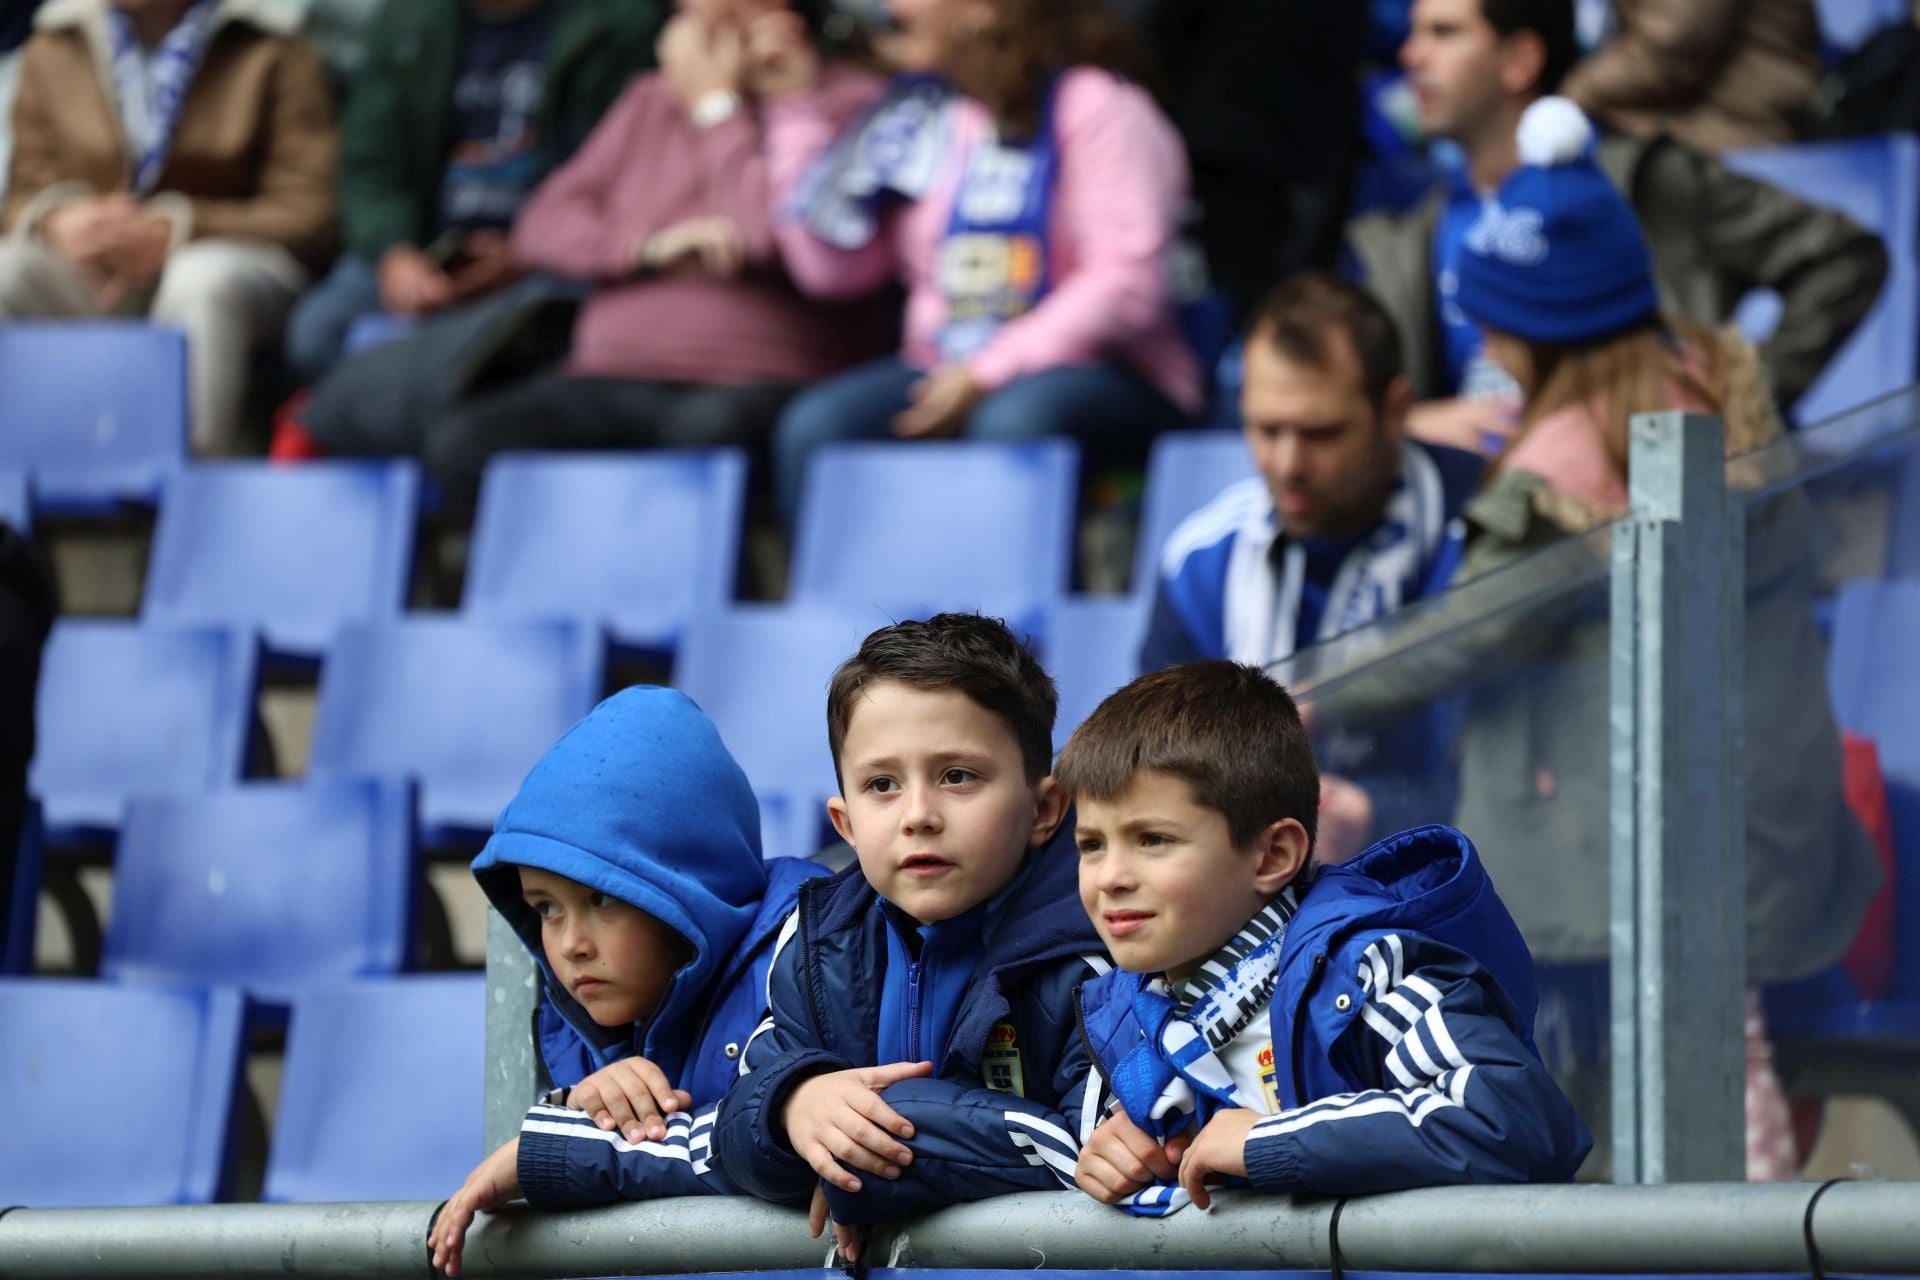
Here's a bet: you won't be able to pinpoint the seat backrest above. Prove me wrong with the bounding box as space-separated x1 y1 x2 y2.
791 440 1079 635
1133 431 1255 598
1814 0 1909 56
265 975 485 1202
145 461 421 660
309 620 604 842
1723 135 1920 435
1043 596 1150 750
0 323 187 511
465 450 747 658
29 621 259 840
101 780 417 1004
0 979 244 1205
1828 578 1920 997
0 468 29 534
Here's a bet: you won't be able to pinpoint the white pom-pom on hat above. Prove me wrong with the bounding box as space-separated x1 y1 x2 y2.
1515 96 1594 166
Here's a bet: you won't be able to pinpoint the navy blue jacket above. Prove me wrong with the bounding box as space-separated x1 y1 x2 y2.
470 687 829 1205
711 829 1108 1224
1079 825 1591 1199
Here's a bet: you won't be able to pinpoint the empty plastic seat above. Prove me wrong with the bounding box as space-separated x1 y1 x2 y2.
791 440 1079 635
0 979 245 1205
1044 596 1150 750
1814 0 1908 56
144 461 421 661
265 975 485 1202
1724 136 1920 434
30 621 259 842
101 780 418 1005
1133 431 1255 597
0 468 28 533
464 450 748 659
0 323 187 511
309 620 604 843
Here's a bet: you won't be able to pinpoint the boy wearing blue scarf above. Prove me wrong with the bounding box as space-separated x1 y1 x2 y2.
429 687 827 1276
711 614 1106 1260
1061 662 1588 1215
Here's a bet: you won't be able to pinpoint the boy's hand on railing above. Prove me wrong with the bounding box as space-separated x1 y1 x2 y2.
1074 1107 1187 1203
808 1184 868 1262
566 1056 695 1144
1177 1108 1259 1211
781 1060 933 1191
430 1137 521 1277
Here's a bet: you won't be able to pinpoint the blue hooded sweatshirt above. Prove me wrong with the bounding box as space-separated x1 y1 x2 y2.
471 686 827 1204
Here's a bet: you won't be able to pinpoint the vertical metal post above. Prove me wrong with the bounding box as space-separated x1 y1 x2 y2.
1609 411 1746 1183
484 907 540 1151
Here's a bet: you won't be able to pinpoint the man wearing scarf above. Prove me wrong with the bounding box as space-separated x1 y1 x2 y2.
0 0 337 454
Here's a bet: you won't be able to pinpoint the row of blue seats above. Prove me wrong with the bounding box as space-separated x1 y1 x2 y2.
0 975 483 1206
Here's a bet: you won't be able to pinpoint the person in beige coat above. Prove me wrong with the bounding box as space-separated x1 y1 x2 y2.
1563 0 1825 153
1 0 337 453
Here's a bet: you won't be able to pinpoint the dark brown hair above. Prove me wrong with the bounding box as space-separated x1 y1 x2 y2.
826 613 1057 786
1480 0 1581 97
949 0 1155 138
1055 661 1320 851
1249 272 1405 411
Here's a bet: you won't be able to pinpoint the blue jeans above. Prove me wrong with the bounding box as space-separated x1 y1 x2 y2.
773 356 1189 528
284 253 383 382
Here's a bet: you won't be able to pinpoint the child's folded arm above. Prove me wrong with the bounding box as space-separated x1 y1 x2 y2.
1242 937 1591 1195
516 1102 739 1205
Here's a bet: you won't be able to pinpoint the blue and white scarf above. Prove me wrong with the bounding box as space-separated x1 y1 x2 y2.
109 0 221 194
1224 441 1463 667
790 73 957 250
1105 889 1299 1217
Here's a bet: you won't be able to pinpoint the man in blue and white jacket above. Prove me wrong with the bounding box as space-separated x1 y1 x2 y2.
1143 272 1484 859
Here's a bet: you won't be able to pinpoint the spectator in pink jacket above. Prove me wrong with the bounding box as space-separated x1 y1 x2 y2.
752 0 1204 525
420 0 885 513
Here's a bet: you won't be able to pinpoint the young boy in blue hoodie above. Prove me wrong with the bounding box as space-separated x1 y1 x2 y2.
711 614 1107 1260
1059 662 1590 1215
429 687 827 1276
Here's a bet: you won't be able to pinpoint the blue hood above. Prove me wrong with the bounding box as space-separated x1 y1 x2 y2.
472 687 769 1076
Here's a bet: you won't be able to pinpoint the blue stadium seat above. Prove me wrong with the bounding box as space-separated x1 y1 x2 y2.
675 605 881 862
1132 431 1255 598
1044 596 1150 750
0 323 187 512
791 440 1079 636
0 979 245 1205
309 620 604 844
144 461 421 662
1814 0 1908 58
1766 579 1920 1038
3 804 42 975
29 621 259 843
100 781 418 1006
464 450 748 660
0 468 29 533
264 975 485 1202
343 312 415 356
1724 135 1920 434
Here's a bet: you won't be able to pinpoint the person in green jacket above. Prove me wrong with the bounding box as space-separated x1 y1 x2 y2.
283 0 665 380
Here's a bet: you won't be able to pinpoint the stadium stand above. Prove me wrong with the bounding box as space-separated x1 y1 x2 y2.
1130 430 1256 598
790 440 1080 637
0 979 245 1206
263 975 486 1202
1814 0 1911 59
1043 595 1150 748
100 780 418 1008
308 619 604 844
143 461 421 662
29 621 259 843
463 450 748 661
0 323 187 513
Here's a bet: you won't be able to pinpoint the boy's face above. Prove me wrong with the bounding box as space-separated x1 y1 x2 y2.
1075 770 1309 980
520 866 691 1028
829 680 1066 926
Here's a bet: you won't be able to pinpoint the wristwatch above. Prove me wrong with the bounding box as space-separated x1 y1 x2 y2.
690 89 743 129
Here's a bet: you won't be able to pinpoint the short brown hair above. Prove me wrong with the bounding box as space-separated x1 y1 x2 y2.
1055 661 1319 850
949 0 1154 139
826 613 1057 786
1249 272 1405 411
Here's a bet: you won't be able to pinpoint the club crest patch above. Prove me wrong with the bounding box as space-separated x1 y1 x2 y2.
983 1021 1026 1096
1257 1042 1281 1112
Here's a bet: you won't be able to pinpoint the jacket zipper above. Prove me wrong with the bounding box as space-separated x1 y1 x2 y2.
797 884 830 1045
1071 984 1102 1085
906 957 925 1062
1290 951 1328 1104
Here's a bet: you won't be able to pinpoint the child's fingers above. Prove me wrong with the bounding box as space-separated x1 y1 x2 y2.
432 1196 473 1276
834 1221 863 1263
1110 1120 1178 1182
801 1141 864 1193
826 1117 909 1175
672 1089 694 1111
861 1059 934 1087
848 1083 918 1140
1177 1148 1212 1211
807 1184 830 1239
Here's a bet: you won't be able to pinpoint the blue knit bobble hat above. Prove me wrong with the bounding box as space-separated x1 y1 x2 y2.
1453 97 1660 345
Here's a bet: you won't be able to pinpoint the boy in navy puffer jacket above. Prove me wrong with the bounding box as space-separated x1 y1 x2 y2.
711 614 1108 1261
430 687 828 1275
1060 662 1589 1215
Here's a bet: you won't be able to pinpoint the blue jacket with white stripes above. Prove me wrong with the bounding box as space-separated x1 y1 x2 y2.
1077 824 1592 1197
711 829 1108 1225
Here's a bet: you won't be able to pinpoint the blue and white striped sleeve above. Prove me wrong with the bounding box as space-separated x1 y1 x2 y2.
1242 934 1592 1195
517 1102 739 1204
